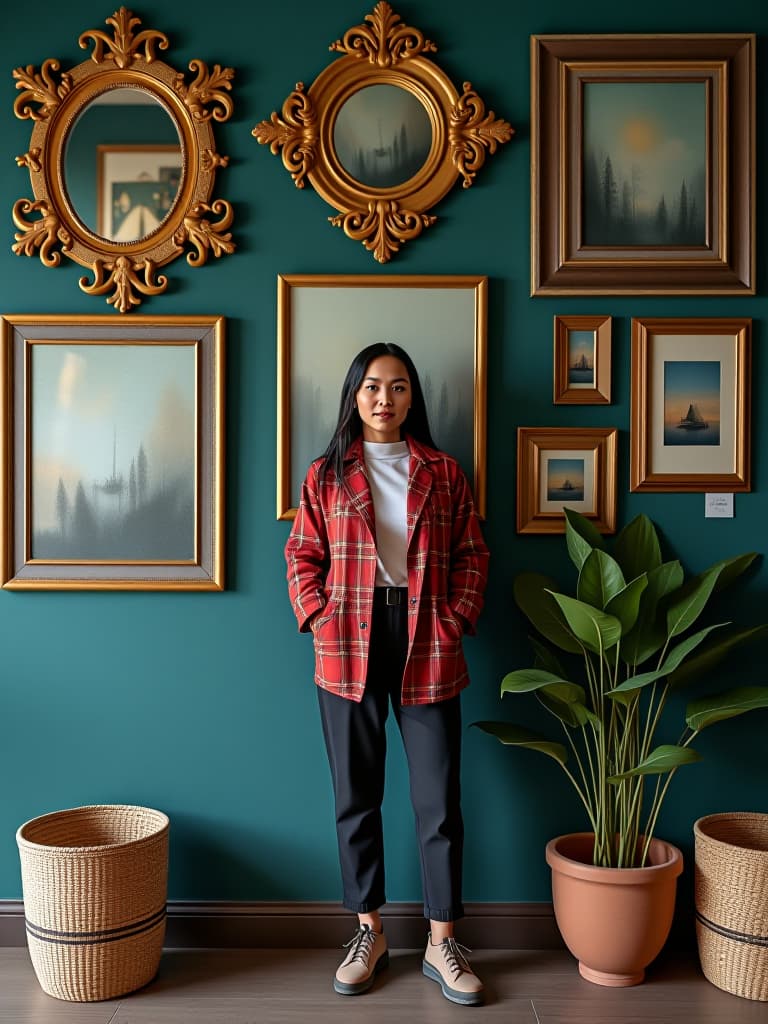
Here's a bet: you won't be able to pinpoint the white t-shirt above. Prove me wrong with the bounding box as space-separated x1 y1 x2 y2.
363 440 409 587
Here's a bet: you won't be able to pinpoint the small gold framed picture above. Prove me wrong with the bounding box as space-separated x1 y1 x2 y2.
553 315 611 405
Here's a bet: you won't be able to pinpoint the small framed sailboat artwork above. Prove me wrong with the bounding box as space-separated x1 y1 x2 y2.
553 314 611 404
630 317 751 492
516 426 617 534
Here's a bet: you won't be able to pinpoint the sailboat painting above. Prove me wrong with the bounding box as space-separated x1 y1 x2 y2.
663 360 720 446
567 330 595 386
30 343 196 560
333 84 433 189
546 459 585 502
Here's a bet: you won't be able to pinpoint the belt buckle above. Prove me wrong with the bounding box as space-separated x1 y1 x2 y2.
385 587 399 606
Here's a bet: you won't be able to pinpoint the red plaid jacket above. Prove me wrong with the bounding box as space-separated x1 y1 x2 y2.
285 435 489 705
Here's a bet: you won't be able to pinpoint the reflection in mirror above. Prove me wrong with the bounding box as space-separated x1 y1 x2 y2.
333 85 432 189
64 88 182 242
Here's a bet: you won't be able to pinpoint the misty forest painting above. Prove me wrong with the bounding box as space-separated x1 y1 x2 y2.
582 81 706 247
333 84 433 189
31 343 196 560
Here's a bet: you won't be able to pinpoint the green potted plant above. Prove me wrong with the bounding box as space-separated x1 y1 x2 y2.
475 510 768 987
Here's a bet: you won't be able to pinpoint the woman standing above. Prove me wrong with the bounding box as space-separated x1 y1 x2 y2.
285 343 489 1006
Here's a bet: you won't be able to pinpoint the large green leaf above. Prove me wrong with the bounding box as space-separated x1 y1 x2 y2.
605 575 648 637
547 591 622 654
607 744 701 781
577 549 626 610
614 514 662 581
622 561 684 666
564 508 605 570
472 721 568 766
669 625 768 688
529 635 569 679
685 686 768 732
501 669 573 694
666 565 721 639
608 624 727 696
514 573 582 654
707 552 758 594
537 687 600 729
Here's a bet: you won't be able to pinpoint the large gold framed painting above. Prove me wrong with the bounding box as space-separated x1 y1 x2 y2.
1 315 225 590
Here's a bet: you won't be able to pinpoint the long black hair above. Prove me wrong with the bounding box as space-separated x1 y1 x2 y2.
320 342 436 482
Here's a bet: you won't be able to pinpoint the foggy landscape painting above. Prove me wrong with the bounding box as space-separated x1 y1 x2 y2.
583 81 706 247
333 84 432 189
663 359 720 447
288 284 479 511
31 343 196 560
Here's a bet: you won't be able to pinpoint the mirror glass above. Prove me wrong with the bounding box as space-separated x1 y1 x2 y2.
333 84 432 189
64 88 183 242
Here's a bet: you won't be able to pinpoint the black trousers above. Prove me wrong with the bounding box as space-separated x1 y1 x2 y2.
317 589 464 922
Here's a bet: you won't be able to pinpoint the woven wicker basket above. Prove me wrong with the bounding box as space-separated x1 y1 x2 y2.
694 812 768 1001
16 804 169 1002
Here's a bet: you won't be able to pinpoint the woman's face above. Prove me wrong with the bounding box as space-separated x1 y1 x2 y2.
355 355 412 443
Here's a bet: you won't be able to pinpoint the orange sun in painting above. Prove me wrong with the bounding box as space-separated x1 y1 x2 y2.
622 117 660 154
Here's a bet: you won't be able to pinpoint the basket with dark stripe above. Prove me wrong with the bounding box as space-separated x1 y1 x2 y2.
694 812 768 1002
16 804 169 1002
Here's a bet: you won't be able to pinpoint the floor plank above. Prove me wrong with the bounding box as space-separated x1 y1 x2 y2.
1 947 765 1023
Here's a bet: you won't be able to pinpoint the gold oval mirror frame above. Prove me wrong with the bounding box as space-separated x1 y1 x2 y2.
253 2 514 263
12 7 236 312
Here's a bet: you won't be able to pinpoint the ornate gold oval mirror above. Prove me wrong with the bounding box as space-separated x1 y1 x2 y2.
253 2 514 263
12 7 235 312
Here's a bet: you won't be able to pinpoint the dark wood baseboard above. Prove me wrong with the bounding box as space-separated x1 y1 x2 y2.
0 899 562 949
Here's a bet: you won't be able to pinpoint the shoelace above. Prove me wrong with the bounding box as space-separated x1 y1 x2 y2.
343 925 376 966
440 937 474 979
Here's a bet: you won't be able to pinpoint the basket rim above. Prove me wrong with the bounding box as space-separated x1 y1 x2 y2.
16 803 169 854
694 810 768 830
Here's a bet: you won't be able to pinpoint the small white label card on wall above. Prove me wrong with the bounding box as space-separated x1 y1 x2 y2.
705 493 735 518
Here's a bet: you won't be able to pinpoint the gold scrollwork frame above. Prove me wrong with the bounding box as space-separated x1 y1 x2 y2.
253 2 513 263
12 7 236 312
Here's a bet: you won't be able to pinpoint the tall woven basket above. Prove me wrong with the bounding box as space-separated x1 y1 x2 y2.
694 812 768 1001
16 804 169 1002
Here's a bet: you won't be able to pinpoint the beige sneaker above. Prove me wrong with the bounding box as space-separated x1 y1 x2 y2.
333 924 389 995
423 933 484 1006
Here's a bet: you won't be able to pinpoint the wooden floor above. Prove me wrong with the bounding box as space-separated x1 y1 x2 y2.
1 946 766 1023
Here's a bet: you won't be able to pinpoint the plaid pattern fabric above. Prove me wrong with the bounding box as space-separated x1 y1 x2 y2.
285 435 489 705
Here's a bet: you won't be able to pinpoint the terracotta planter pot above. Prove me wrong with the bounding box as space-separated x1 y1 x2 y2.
545 832 683 987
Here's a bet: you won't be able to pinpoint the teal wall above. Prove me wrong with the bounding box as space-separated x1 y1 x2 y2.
1 0 766 906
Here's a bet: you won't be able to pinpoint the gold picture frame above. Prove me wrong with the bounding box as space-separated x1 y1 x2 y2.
630 317 751 493
1 314 225 590
12 8 235 312
517 427 618 535
277 274 487 519
531 34 755 295
253 2 513 263
97 144 182 241
554 315 611 405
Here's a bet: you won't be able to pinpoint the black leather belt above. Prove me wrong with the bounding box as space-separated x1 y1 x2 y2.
374 587 408 606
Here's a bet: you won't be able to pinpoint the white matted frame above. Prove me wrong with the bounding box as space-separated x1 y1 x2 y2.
630 317 751 492
97 145 183 242
517 426 617 534
1 314 225 590
277 274 487 519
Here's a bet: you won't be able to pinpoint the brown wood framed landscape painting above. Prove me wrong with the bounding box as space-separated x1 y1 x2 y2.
630 318 750 492
531 35 754 295
517 427 617 535
553 315 611 404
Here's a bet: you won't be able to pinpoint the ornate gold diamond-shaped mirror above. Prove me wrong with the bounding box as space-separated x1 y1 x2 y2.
12 7 235 312
253 2 513 263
